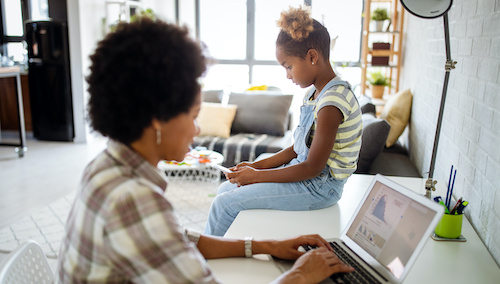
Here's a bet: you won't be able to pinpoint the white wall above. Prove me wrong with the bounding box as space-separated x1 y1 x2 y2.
66 0 177 143
401 0 500 265
66 0 106 143
66 0 86 143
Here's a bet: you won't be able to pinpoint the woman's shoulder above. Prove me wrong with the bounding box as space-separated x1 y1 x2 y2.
81 170 173 225
82 151 165 204
83 151 131 187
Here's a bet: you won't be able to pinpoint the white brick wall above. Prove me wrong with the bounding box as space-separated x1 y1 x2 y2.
401 0 500 265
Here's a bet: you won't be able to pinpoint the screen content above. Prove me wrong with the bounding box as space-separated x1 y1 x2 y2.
346 181 437 279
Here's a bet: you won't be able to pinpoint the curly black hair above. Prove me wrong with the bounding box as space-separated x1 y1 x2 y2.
87 19 206 144
276 7 330 60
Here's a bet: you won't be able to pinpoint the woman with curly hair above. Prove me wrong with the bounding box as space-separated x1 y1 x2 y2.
56 18 352 283
205 6 362 237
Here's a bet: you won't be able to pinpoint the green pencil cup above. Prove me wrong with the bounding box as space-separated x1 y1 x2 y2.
435 213 463 239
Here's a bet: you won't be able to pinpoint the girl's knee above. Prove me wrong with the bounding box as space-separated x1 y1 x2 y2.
211 191 230 210
217 180 237 195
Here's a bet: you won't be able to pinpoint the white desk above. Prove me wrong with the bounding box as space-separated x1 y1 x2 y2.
207 174 500 283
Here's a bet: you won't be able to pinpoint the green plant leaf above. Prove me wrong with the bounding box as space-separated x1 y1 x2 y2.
371 8 389 21
367 70 391 86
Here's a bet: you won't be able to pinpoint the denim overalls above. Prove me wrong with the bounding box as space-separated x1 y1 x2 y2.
204 79 351 237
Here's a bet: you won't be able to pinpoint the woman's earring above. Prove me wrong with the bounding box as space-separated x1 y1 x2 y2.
156 129 161 145
312 62 315 65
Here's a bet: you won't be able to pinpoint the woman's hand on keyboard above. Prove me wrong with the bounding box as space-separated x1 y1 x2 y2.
273 247 354 284
265 234 333 260
292 247 354 284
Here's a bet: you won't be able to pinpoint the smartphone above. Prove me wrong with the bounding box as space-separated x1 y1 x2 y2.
212 164 233 173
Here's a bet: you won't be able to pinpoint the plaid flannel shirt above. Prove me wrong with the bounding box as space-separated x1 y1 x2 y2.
56 140 219 283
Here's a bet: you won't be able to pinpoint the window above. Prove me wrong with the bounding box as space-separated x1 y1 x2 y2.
254 0 303 61
200 0 247 60
202 64 249 91
0 0 49 66
310 0 363 63
197 0 363 92
3 0 24 36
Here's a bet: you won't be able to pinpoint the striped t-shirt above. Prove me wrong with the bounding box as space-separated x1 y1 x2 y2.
304 78 363 179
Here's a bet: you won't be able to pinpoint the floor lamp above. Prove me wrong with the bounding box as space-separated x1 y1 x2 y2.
400 0 456 199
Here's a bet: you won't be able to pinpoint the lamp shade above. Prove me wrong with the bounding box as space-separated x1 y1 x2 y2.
401 0 453 18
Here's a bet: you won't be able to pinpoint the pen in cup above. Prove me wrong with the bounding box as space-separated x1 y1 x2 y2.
446 168 457 209
434 196 450 214
450 197 462 215
444 165 453 210
456 201 468 214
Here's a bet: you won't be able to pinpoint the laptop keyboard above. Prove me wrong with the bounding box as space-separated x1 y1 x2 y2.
303 243 382 284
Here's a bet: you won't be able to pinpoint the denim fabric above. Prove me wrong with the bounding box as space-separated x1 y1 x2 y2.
293 103 315 163
204 168 346 236
204 80 351 237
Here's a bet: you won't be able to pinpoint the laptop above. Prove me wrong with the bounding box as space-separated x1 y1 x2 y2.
273 174 444 283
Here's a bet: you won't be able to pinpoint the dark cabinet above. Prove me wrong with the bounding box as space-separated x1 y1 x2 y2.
25 20 74 141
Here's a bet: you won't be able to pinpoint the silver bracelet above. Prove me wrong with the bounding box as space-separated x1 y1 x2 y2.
244 237 253 258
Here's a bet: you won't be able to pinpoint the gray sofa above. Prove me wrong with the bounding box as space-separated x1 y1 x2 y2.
193 90 294 167
195 90 420 177
355 98 420 177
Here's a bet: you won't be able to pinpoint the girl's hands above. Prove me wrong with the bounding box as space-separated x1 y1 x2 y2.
232 161 254 170
226 164 260 186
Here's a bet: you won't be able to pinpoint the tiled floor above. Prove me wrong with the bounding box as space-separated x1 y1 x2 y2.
0 133 220 274
0 191 76 258
0 133 107 230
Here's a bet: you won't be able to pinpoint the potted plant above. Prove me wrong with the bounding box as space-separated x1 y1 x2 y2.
371 8 389 31
367 70 391 99
130 8 156 22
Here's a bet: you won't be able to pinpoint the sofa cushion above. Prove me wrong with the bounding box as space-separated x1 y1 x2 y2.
383 140 409 155
379 89 413 147
228 93 293 136
368 152 421 177
202 90 224 103
360 102 377 115
197 102 237 138
355 113 391 174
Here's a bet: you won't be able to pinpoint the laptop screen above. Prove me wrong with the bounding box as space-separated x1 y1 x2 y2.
345 180 438 279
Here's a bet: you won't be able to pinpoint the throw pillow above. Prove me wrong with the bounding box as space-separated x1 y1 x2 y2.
228 93 293 136
360 102 377 115
379 89 413 147
197 102 237 138
356 113 391 173
202 90 223 103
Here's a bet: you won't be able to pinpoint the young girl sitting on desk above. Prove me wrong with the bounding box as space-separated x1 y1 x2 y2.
205 6 363 237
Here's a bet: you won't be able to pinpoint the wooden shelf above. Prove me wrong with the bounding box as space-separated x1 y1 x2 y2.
369 49 400 56
360 0 405 95
365 31 400 35
364 63 399 68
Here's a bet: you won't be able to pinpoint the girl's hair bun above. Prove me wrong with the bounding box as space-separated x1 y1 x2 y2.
277 6 314 42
